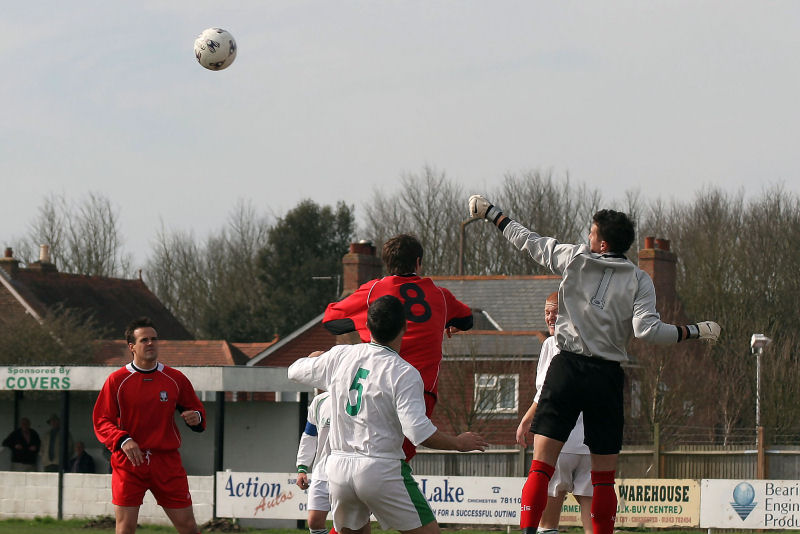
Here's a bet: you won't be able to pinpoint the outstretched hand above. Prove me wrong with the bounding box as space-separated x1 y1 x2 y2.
688 321 721 341
469 195 504 225
456 431 489 452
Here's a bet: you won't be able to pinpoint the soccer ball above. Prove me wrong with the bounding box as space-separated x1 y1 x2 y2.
194 28 237 71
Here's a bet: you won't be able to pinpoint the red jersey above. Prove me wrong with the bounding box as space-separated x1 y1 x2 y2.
93 362 206 453
322 274 473 394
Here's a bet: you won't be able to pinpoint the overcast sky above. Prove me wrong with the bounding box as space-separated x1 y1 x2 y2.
2 1 799 269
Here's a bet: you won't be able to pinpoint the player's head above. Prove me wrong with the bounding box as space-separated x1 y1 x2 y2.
590 209 636 254
125 316 156 344
545 291 558 336
382 234 423 275
367 295 407 345
125 316 159 365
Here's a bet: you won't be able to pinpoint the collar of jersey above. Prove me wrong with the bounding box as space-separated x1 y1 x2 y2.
369 341 400 355
129 362 163 374
600 252 627 259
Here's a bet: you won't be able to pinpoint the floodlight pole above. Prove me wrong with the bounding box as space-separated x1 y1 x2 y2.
459 218 481 276
755 345 762 429
750 333 772 478
750 334 771 433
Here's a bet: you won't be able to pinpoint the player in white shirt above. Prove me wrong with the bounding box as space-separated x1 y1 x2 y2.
516 292 591 534
289 295 488 534
296 391 332 534
469 195 720 534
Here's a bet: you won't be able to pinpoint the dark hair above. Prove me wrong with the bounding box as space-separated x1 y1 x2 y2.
382 234 423 275
592 209 636 253
367 295 407 344
125 317 156 344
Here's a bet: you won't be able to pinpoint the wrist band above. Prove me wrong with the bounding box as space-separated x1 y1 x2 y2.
687 324 699 339
486 205 502 224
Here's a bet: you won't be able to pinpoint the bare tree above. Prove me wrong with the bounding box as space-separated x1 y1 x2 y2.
145 225 208 337
19 193 131 277
365 166 464 275
365 167 603 276
145 200 272 341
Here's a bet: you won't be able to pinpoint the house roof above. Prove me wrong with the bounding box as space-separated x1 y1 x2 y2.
5 269 193 340
431 275 561 331
248 313 337 367
443 330 545 358
93 339 277 367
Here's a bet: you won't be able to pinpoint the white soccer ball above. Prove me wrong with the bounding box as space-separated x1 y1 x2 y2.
194 28 237 71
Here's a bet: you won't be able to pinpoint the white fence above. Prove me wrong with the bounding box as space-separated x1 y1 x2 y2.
3 471 799 530
0 472 213 526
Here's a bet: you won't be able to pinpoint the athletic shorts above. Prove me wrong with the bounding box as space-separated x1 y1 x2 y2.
111 448 192 508
402 391 436 462
532 351 624 455
326 454 434 531
307 477 331 512
549 453 592 497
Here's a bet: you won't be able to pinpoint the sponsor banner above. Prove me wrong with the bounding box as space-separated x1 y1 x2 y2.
216 472 307 520
701 479 800 529
559 479 699 528
215 472 699 528
418 475 521 524
613 479 699 528
0 366 77 390
0 366 304 393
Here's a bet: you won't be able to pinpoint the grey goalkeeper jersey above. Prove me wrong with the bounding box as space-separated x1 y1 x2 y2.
504 220 679 362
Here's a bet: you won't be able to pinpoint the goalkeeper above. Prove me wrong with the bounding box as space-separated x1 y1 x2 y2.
468 195 720 534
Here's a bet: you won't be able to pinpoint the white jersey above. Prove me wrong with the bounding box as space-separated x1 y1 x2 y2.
504 220 680 362
288 342 437 460
534 336 589 455
296 391 332 481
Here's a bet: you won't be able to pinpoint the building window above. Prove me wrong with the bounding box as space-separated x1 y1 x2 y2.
474 374 518 414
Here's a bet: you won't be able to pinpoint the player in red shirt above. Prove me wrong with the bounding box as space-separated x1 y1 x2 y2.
323 234 473 460
93 317 206 534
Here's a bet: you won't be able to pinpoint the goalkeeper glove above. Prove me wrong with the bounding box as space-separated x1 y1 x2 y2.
686 321 721 341
468 195 503 224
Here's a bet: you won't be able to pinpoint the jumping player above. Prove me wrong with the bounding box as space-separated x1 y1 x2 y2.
290 295 488 534
93 317 206 534
322 234 473 460
516 292 591 534
295 391 333 534
468 195 720 534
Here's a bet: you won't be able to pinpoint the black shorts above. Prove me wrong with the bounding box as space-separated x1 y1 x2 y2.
531 350 625 455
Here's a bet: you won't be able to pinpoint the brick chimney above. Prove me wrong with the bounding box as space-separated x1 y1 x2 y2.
638 236 682 321
341 241 383 297
0 248 20 277
27 244 58 274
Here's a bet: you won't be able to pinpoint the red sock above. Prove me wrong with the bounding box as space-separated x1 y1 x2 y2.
591 470 617 534
520 460 555 531
329 527 338 534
